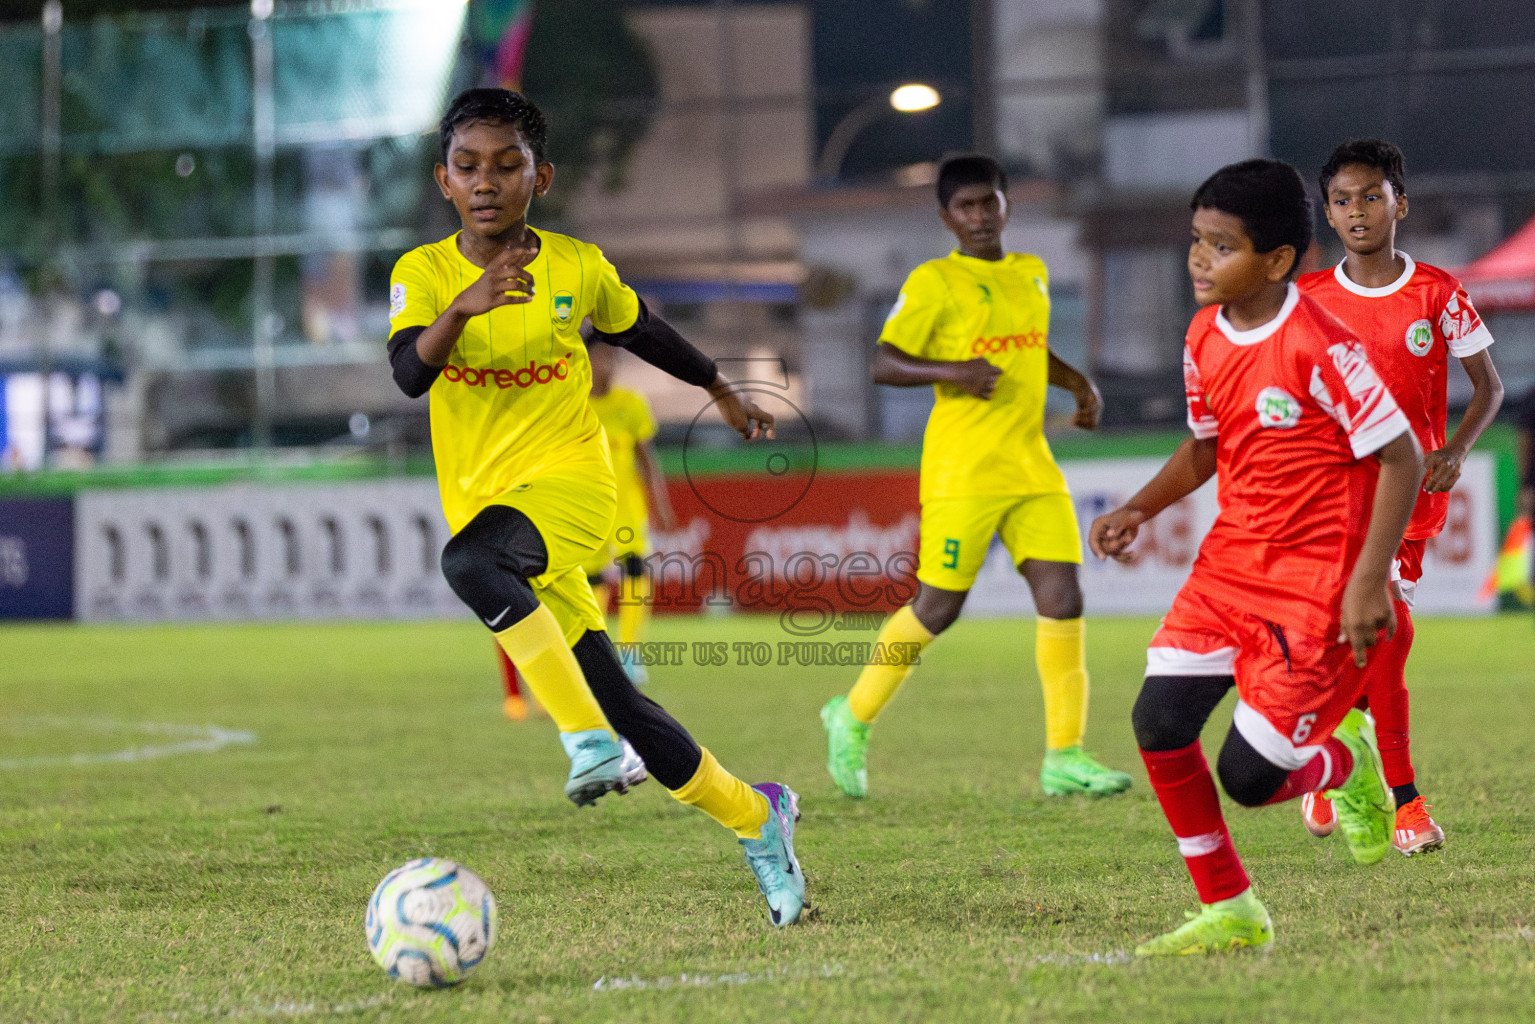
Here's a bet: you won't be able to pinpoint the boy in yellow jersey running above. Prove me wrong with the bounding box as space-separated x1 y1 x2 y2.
579 341 676 685
821 154 1132 799
387 89 805 926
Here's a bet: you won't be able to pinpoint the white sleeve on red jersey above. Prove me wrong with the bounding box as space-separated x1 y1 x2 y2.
1183 344 1218 439
1439 283 1494 358
1316 341 1412 458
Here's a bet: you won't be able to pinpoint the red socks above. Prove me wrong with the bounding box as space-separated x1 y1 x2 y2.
1361 601 1415 788
1141 743 1250 904
1261 736 1353 805
496 642 520 698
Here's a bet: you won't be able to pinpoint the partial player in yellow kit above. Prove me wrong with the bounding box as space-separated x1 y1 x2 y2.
820 154 1133 799
578 341 676 685
386 89 806 926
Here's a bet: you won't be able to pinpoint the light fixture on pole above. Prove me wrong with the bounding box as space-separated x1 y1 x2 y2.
815 83 942 182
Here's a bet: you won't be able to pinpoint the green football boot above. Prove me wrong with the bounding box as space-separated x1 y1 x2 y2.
1040 746 1133 797
820 695 870 798
1325 709 1396 865
1135 889 1274 957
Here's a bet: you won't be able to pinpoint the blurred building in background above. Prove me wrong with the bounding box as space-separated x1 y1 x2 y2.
1 0 1534 466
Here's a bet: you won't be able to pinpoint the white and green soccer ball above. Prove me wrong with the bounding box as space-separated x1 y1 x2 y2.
365 858 498 987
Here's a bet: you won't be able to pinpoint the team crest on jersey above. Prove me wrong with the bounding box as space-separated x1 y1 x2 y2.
552 292 575 325
1255 387 1301 429
1405 318 1434 356
389 283 406 320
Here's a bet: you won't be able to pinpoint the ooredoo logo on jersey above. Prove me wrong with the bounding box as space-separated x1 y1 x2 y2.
442 359 570 390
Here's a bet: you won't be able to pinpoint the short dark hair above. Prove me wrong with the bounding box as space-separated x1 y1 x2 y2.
1318 138 1407 198
937 153 1007 208
1191 158 1313 278
438 88 549 164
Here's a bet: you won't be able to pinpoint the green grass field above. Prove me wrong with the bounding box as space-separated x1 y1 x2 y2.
1 614 1532 1023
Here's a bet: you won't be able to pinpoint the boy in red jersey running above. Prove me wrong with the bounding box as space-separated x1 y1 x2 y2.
1297 139 1504 855
1091 160 1424 956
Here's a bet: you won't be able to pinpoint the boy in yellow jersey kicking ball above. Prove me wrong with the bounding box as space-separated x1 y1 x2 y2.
821 154 1132 799
579 341 676 686
388 89 805 926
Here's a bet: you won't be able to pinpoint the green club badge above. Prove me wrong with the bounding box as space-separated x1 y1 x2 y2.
1254 386 1301 429
552 292 575 326
1405 318 1433 356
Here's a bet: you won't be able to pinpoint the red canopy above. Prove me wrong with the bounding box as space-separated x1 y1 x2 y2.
1460 214 1535 310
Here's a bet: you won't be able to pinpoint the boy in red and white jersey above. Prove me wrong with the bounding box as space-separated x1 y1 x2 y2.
1297 139 1504 855
1091 160 1424 956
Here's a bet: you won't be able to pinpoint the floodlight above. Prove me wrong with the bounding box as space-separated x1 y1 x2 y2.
889 84 941 113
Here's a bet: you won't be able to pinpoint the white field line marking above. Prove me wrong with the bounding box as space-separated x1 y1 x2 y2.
594 963 845 992
0 717 256 770
145 993 393 1021
1027 950 1133 966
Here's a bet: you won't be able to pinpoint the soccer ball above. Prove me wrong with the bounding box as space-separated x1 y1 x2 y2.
365 858 498 987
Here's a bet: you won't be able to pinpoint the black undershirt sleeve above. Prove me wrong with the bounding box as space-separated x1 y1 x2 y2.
592 298 717 387
387 326 440 398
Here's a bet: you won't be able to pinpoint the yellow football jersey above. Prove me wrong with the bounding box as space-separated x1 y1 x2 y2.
882 250 1067 501
388 229 641 532
589 386 658 526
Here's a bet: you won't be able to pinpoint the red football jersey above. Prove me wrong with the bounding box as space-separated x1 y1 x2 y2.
1298 254 1494 539
1182 285 1412 634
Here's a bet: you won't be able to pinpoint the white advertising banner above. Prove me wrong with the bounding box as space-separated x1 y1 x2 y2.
75 479 462 622
967 453 1498 617
71 453 1499 623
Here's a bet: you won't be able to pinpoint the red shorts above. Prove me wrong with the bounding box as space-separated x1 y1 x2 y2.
1146 586 1365 769
1392 537 1425 606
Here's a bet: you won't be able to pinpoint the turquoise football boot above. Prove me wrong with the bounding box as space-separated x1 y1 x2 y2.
559 729 627 807
740 783 806 927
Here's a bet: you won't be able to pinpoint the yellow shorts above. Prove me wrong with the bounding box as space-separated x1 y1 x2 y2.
917 492 1081 591
491 468 616 646
578 504 649 580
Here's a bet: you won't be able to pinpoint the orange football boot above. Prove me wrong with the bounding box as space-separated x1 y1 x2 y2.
1301 790 1336 838
1393 797 1445 856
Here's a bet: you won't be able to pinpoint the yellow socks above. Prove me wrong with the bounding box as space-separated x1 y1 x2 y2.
669 747 770 839
495 604 612 736
847 604 935 724
1037 615 1088 750
617 573 651 646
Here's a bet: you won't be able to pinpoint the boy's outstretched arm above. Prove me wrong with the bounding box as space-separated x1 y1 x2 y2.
871 342 1002 399
1089 437 1216 562
1424 350 1504 493
1089 437 1217 563
1340 429 1425 665
1047 350 1103 430
593 299 775 440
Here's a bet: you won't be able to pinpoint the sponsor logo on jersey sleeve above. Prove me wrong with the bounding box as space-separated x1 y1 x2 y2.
884 292 907 323
552 292 575 325
389 283 406 320
1405 318 1434 356
1255 387 1302 429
